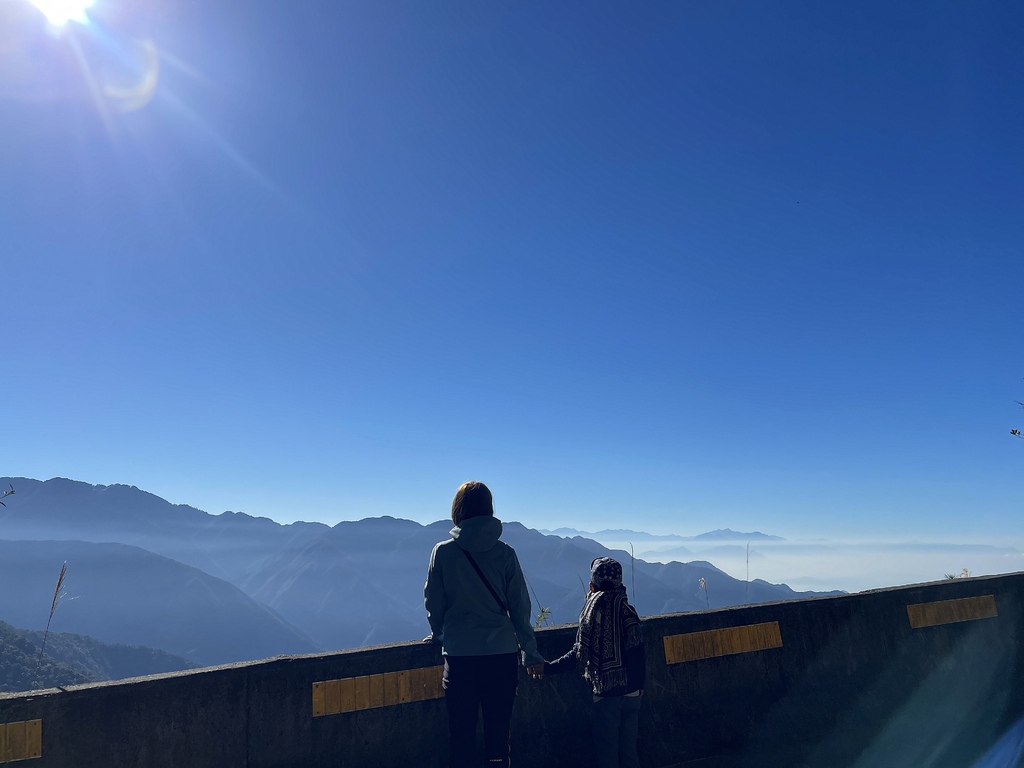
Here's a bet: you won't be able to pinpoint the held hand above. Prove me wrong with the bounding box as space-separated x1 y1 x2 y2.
526 663 545 680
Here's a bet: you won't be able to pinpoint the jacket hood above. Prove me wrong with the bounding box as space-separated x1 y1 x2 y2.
451 516 503 553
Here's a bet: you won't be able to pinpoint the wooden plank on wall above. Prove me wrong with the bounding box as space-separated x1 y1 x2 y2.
663 621 783 665
0 720 43 763
382 669 400 707
325 679 342 716
368 673 385 710
24 721 41 760
907 595 998 629
312 681 327 717
6 722 25 764
410 666 444 701
353 675 371 712
313 666 444 718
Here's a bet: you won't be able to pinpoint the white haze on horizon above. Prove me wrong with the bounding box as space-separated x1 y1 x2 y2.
560 532 1024 595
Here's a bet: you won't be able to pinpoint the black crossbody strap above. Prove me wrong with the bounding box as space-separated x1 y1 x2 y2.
459 546 509 615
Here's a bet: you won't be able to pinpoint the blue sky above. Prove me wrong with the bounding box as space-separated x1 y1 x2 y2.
1 2 1022 557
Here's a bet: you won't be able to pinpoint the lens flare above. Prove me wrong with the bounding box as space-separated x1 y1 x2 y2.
103 39 159 112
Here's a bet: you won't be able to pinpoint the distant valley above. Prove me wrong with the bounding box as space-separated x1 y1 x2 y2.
0 477 842 690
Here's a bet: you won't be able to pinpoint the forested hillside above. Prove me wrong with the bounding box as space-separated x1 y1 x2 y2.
0 619 198 693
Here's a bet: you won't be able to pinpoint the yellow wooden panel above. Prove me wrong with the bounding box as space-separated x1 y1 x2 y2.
354 676 371 711
731 625 757 654
324 679 342 716
382 669 401 707
368 674 385 709
408 667 426 701
338 677 357 714
6 721 26 763
417 667 430 700
313 666 445 718
0 720 43 763
664 621 783 665
396 669 412 704
411 667 436 701
24 720 41 760
312 681 327 717
907 595 998 629
424 666 444 700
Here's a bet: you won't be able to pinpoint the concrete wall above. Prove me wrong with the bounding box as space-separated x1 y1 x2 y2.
2 573 1023 768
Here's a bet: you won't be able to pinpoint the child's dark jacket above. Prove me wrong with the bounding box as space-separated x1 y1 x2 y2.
544 635 647 697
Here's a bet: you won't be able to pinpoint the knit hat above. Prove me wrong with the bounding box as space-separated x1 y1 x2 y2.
590 557 623 590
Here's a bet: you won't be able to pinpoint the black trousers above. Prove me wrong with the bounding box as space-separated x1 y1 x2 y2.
443 653 519 768
591 694 642 768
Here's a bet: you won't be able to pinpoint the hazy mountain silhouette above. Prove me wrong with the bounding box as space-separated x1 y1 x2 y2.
0 477 840 660
539 527 689 541
683 529 785 541
499 526 811 618
0 539 319 665
241 522 442 649
0 477 327 586
540 527 785 542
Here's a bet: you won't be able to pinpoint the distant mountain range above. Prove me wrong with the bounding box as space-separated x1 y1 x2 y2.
0 477 840 686
540 527 785 542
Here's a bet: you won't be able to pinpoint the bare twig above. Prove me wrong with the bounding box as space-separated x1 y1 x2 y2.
0 483 14 507
745 542 751 604
629 543 637 615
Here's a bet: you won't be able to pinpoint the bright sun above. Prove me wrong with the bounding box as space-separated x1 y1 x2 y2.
30 0 95 27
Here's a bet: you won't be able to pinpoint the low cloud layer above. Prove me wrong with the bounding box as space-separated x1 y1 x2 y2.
583 534 1024 594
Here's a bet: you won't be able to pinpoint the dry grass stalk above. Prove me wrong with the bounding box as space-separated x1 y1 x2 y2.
37 561 69 668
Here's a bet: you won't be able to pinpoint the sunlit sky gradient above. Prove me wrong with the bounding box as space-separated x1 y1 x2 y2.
2 3 1022 569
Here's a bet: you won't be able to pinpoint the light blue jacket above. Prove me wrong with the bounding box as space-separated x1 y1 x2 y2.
424 516 543 666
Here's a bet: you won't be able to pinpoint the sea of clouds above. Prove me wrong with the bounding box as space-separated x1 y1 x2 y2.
582 534 1024 594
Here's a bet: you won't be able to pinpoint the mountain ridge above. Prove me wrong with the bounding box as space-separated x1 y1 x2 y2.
0 476 841 671
540 526 786 542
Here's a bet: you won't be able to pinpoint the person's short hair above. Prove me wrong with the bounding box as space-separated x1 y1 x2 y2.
451 481 494 526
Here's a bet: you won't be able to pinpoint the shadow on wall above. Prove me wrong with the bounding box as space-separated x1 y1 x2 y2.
800 613 1021 768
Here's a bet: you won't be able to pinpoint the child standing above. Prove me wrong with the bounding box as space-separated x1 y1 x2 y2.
535 557 646 768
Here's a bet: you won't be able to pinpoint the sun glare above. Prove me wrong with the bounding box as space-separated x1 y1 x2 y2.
30 0 94 27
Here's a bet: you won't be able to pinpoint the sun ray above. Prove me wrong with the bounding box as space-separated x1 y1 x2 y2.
157 87 293 204
66 27 114 132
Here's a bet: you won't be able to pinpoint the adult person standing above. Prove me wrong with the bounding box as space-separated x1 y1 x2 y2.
424 481 545 768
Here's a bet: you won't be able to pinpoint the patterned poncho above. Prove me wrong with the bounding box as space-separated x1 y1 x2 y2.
576 585 643 695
